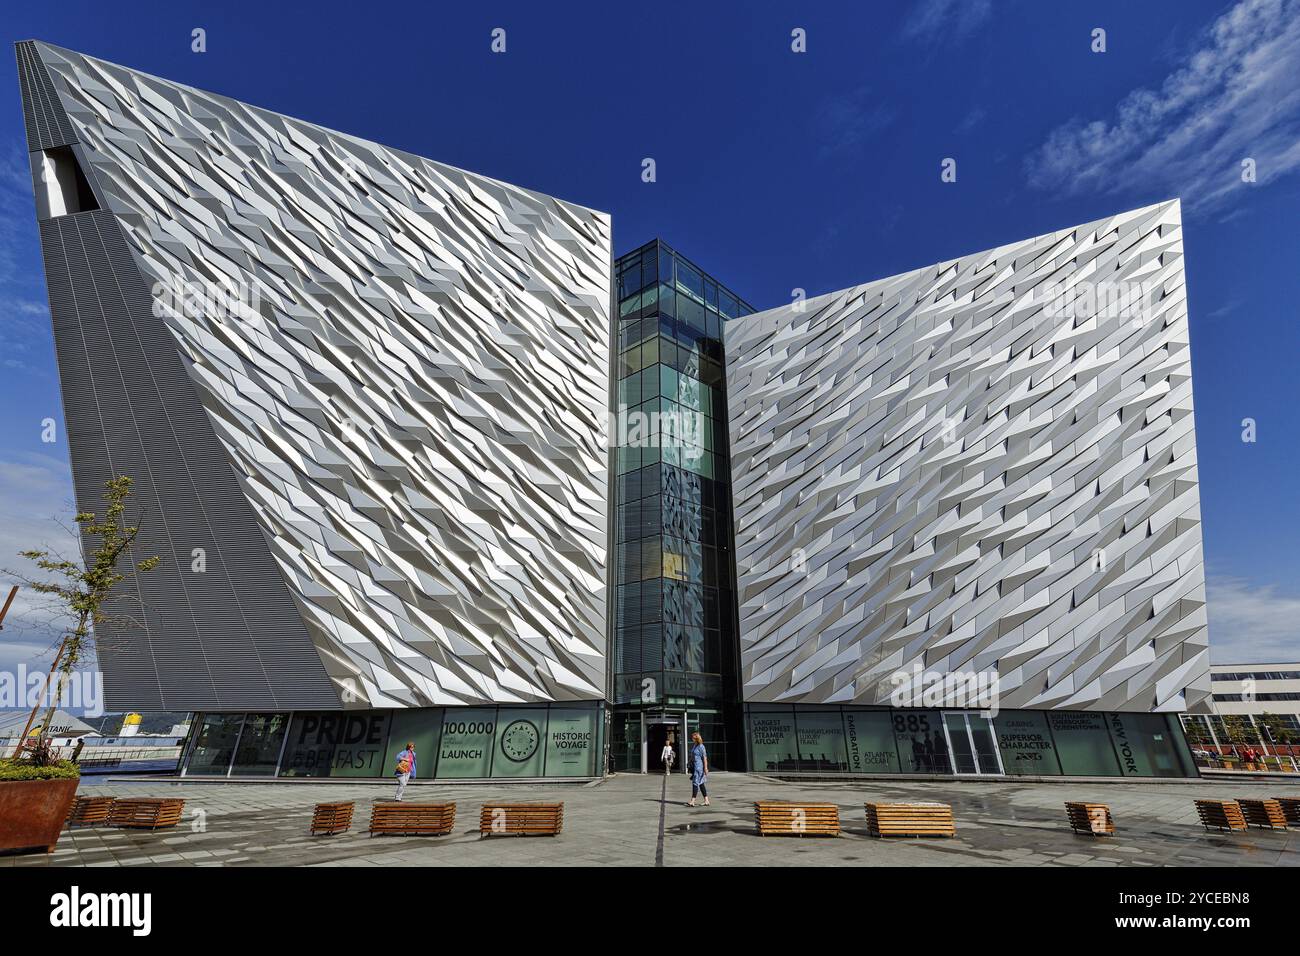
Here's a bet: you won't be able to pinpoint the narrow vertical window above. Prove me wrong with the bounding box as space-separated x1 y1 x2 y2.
35 145 99 218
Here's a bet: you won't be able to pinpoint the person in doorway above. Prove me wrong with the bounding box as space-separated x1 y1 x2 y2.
910 735 926 772
687 732 710 806
394 741 416 800
931 730 949 774
661 733 676 775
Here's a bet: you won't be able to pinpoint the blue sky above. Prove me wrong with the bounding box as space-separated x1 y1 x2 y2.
0 0 1298 674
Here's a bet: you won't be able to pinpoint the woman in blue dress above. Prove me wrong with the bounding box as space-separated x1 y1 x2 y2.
687 732 710 807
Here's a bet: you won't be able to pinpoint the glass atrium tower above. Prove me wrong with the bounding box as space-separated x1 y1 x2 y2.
608 241 753 771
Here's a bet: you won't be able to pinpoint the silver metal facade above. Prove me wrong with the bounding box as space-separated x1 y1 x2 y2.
725 201 1211 714
20 41 611 710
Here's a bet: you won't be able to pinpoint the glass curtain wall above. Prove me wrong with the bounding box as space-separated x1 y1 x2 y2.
185 713 244 775
612 240 753 769
182 704 604 779
231 713 289 775
745 706 1198 778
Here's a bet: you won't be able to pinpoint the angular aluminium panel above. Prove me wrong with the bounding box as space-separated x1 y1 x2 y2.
18 41 611 710
726 201 1210 714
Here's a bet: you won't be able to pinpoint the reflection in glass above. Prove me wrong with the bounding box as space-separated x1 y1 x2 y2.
186 713 244 776
969 714 1001 774
611 709 641 772
892 710 943 772
230 713 288 776
943 712 976 773
794 711 849 771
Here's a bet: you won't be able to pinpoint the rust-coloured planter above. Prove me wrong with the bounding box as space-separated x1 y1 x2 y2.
0 777 80 855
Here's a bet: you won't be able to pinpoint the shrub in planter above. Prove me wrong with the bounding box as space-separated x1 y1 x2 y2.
0 759 80 781
0 757 80 855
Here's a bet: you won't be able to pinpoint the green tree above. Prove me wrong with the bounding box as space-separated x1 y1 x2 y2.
1256 712 1296 769
1219 714 1260 760
1258 712 1295 745
5 476 159 759
1181 716 1210 750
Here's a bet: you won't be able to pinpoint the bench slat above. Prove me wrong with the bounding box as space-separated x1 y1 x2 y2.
368 802 456 836
1272 797 1300 826
1065 802 1115 835
865 802 956 838
754 801 840 837
1194 799 1247 831
66 796 116 828
311 801 355 835
479 802 563 837
1236 798 1289 830
107 798 185 830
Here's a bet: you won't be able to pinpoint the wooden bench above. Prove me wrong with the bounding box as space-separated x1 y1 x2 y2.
1065 802 1115 836
1194 799 1247 832
864 802 956 838
1236 798 1289 830
368 802 456 836
310 801 354 835
479 802 564 837
754 801 840 837
107 798 185 830
1272 797 1300 826
66 796 116 828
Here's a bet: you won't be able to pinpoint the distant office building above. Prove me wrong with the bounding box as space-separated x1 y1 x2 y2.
1181 663 1300 766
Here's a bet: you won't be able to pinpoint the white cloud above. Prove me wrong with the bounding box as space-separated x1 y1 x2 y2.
813 87 896 159
900 0 993 45
955 106 988 135
1027 0 1300 213
0 450 79 672
1206 574 1300 663
0 146 35 281
0 145 54 374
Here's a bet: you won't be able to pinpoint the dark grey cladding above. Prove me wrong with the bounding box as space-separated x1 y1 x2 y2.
19 42 339 711
15 40 75 149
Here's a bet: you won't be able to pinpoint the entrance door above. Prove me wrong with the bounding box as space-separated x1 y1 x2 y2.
943 712 1003 775
644 717 682 773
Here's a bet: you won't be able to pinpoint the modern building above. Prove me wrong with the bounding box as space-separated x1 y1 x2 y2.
18 40 608 779
1180 662 1300 765
723 199 1208 777
19 41 1208 780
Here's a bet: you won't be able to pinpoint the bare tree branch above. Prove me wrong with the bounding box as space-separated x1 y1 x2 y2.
3 476 161 762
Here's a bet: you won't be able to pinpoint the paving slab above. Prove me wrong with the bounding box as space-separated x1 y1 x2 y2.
7 772 1296 867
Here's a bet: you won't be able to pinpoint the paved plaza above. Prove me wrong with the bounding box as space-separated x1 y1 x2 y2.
6 773 1299 867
